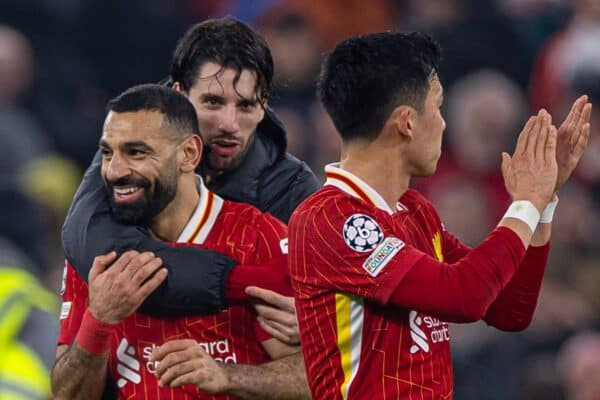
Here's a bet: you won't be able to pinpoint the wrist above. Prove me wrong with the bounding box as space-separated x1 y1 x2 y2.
75 308 117 355
540 194 559 224
503 200 541 233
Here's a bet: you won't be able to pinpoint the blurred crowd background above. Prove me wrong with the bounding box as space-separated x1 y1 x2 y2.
0 0 598 398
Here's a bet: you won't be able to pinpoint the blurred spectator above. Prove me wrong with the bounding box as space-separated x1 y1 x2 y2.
549 182 598 249
419 69 526 235
495 0 569 58
0 238 59 400
570 71 600 195
261 13 322 110
307 101 341 180
258 0 401 50
0 184 46 273
0 25 53 175
530 0 600 114
428 177 492 245
517 352 566 400
529 279 594 339
406 0 532 88
274 101 341 182
567 256 600 317
557 331 600 400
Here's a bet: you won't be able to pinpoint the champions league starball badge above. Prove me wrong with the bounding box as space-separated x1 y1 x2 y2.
342 213 384 252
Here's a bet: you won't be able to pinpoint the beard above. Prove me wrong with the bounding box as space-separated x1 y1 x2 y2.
104 160 178 226
203 134 255 173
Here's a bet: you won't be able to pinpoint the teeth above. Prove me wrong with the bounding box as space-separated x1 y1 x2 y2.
114 187 139 195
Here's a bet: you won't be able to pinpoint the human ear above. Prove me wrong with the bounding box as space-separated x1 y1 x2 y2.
391 106 415 141
172 82 183 93
179 135 203 172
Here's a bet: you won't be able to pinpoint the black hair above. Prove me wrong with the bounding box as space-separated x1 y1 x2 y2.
170 17 274 104
106 83 199 136
317 31 441 142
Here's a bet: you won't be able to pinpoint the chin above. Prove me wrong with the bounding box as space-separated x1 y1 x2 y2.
208 153 244 172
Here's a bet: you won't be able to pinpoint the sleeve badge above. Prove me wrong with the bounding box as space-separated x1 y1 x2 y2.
342 213 384 252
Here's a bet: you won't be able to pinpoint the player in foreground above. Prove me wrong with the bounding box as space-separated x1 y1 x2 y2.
288 32 591 399
51 85 303 399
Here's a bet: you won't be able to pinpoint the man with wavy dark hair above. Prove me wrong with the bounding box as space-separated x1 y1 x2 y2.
60 18 316 399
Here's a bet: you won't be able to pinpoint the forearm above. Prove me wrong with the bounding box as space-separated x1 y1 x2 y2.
51 345 108 400
388 227 526 322
484 240 550 330
480 201 554 329
223 353 310 400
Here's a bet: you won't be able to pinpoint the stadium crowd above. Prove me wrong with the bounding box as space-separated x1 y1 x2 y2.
0 0 598 399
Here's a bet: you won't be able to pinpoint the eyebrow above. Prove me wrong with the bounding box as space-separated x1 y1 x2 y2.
98 139 154 153
199 92 258 106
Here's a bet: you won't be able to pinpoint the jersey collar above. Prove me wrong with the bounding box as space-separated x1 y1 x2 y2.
177 176 224 244
324 163 395 215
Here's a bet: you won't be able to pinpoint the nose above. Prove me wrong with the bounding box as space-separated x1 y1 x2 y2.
104 153 131 183
218 104 240 134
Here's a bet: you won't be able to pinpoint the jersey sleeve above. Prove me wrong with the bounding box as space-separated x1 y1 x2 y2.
253 213 289 267
250 213 293 342
289 196 426 305
483 242 550 330
441 228 471 263
57 262 88 346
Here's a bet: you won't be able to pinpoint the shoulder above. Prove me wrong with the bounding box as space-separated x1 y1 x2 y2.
256 153 320 222
403 188 436 211
402 188 443 226
263 153 320 190
220 199 285 231
290 186 387 231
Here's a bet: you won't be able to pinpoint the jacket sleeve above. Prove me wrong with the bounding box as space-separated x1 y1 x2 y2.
61 151 236 316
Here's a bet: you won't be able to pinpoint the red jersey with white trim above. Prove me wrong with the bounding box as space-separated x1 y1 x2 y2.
289 164 456 400
59 181 288 399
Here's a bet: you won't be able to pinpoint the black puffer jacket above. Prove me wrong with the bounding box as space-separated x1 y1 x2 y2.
61 109 320 315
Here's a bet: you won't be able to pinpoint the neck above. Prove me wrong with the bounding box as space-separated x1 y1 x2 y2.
203 168 222 185
149 176 200 242
339 138 410 210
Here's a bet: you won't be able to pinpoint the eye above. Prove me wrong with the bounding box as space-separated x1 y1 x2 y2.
238 101 256 113
128 149 147 158
100 148 112 157
203 96 223 107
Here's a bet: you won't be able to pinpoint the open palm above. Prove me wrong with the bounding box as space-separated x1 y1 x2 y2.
555 95 592 191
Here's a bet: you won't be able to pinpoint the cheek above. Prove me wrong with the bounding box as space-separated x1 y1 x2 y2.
197 111 219 134
237 113 262 141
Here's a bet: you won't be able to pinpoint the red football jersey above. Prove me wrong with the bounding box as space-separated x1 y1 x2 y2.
289 164 458 400
59 182 288 399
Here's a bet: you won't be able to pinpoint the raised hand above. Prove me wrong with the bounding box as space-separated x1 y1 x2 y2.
555 95 592 191
88 250 167 324
151 339 229 393
501 109 558 212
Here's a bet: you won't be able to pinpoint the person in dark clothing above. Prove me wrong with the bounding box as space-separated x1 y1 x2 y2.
60 18 318 399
